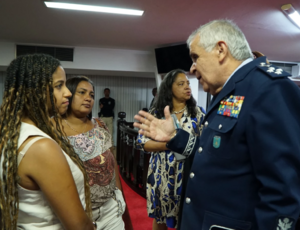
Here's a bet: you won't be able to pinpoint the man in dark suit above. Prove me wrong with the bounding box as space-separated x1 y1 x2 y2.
134 19 300 230
99 88 115 146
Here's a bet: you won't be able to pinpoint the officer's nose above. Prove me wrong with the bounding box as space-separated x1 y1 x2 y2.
190 63 196 75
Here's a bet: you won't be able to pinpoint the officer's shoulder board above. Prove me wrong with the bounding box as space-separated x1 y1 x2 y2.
257 62 290 78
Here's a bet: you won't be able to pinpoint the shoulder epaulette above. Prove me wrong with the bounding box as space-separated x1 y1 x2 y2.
257 62 290 78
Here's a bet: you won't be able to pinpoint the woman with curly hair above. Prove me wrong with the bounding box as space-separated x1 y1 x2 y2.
0 54 96 230
137 69 205 230
59 76 132 230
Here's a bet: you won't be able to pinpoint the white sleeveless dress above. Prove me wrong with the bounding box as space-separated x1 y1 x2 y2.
14 122 86 229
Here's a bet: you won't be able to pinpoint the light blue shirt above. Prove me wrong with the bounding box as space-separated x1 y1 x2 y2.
223 58 253 88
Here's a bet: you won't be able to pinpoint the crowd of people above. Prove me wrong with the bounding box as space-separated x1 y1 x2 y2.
1 18 300 230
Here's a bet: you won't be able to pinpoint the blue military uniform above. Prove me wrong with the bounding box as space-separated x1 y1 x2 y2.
167 57 300 230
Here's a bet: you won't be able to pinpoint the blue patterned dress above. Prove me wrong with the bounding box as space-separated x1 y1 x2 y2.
136 106 205 228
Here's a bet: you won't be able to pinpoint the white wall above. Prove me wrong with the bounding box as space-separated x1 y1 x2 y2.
0 42 15 67
0 42 157 78
197 85 207 111
186 74 207 110
61 46 156 74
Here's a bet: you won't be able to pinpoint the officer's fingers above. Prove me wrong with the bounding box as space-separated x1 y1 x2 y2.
138 110 155 121
134 115 151 127
142 123 151 132
141 130 151 138
134 115 143 123
134 114 149 124
137 110 147 117
138 130 152 138
133 122 142 129
164 106 171 120
138 129 145 135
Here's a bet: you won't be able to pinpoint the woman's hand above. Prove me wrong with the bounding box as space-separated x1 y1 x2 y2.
133 106 175 142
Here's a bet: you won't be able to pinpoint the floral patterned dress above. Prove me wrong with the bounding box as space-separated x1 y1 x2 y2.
136 106 205 228
68 118 125 229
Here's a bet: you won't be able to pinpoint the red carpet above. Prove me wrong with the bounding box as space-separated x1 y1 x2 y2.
120 173 153 230
120 173 176 230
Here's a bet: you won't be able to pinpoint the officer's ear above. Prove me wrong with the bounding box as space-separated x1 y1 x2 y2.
215 41 228 64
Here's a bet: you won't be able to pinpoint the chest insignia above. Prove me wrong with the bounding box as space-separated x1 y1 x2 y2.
276 217 294 230
258 62 289 78
217 95 244 118
213 136 221 148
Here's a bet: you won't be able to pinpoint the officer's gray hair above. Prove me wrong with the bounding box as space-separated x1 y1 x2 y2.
187 19 253 61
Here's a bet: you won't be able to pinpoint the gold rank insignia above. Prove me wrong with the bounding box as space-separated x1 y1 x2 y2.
217 95 244 118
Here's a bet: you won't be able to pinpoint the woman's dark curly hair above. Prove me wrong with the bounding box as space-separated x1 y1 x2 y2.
65 76 95 120
152 69 197 119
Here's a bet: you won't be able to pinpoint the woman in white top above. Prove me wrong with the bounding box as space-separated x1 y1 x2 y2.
0 54 96 230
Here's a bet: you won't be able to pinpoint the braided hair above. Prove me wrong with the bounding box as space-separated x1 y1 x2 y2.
0 54 91 229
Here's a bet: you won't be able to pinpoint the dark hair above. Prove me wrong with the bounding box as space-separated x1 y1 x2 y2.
104 88 110 92
152 69 197 119
66 76 95 120
0 54 91 228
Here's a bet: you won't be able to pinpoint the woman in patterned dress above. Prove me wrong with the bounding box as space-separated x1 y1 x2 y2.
137 69 205 230
60 76 132 230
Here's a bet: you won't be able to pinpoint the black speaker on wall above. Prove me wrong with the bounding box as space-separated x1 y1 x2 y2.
155 44 192 74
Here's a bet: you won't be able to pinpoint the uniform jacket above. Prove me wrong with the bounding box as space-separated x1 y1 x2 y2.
167 57 300 230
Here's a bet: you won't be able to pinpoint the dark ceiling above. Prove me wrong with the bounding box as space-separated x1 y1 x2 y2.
1 0 300 62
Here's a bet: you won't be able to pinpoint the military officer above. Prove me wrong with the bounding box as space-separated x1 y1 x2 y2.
134 19 300 230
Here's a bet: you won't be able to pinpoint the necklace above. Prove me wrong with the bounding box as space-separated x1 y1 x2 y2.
64 119 87 134
172 106 186 114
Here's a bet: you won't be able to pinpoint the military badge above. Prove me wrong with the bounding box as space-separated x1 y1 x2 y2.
213 136 221 148
217 95 244 118
276 217 294 230
257 63 290 78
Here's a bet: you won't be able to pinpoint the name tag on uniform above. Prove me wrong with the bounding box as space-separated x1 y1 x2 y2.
217 95 244 118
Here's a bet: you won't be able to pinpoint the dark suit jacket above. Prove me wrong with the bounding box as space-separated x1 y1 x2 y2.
167 57 300 230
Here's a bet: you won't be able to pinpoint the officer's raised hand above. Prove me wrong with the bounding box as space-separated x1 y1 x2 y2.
134 106 175 142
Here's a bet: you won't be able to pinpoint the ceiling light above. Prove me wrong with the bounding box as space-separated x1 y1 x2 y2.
281 4 300 28
44 2 144 16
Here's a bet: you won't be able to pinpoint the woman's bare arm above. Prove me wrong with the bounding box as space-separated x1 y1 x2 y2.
143 140 168 152
18 138 95 230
